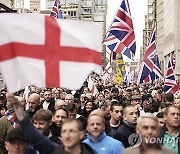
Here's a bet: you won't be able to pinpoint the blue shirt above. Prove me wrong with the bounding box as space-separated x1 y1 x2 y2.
83 131 124 154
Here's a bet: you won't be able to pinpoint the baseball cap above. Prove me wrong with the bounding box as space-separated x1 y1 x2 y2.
6 128 26 142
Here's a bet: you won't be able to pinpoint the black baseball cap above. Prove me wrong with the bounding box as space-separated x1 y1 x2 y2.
6 128 26 142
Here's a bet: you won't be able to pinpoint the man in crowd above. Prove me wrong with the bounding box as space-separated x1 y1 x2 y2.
54 99 67 110
51 108 68 137
107 102 123 137
5 128 28 154
64 94 74 104
83 113 124 153
7 93 95 154
156 112 165 127
41 90 55 113
116 105 138 148
26 93 41 118
159 106 180 154
66 103 87 130
165 93 175 106
0 103 17 154
122 113 174 154
33 109 59 143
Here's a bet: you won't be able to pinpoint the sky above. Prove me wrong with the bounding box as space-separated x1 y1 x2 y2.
24 0 147 61
107 0 147 61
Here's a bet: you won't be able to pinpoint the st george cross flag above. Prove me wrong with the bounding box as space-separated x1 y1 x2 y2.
102 62 113 81
88 76 98 96
50 0 63 19
137 25 162 84
103 0 136 60
163 52 179 95
0 14 102 92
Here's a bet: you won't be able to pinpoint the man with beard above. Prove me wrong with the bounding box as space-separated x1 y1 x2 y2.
26 93 41 118
41 90 55 113
122 113 174 154
159 106 180 154
110 87 123 104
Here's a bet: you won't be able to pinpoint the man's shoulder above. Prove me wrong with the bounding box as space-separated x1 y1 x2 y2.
122 146 140 154
161 146 175 154
104 135 124 146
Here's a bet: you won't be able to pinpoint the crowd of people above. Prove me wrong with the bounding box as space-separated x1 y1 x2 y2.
0 74 179 154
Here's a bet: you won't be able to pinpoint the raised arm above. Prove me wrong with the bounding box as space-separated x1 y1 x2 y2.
6 93 60 154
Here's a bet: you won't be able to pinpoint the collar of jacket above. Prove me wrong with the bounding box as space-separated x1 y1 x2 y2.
87 131 106 142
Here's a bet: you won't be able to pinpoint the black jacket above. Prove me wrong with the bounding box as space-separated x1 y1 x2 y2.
57 143 96 154
115 121 136 148
41 98 55 113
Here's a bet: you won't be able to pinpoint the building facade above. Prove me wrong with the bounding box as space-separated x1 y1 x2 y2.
156 0 180 79
30 0 40 13
141 0 180 80
141 0 156 62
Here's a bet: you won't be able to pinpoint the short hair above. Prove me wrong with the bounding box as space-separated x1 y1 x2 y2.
62 118 84 131
103 100 112 109
54 108 68 118
136 113 159 127
123 104 137 115
87 113 105 125
163 105 179 115
33 109 52 121
66 103 77 112
165 93 174 102
110 102 122 111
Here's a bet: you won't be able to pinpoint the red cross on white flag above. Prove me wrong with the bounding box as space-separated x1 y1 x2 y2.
0 14 102 92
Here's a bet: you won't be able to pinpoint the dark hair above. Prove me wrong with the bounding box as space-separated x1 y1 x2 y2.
165 93 174 102
54 108 68 118
66 103 77 112
110 102 122 111
156 112 164 118
53 149 71 154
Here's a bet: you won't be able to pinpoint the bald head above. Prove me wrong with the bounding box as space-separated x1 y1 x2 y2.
28 93 40 111
55 100 67 110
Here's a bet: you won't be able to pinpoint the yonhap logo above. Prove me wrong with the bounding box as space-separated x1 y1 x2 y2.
128 133 142 146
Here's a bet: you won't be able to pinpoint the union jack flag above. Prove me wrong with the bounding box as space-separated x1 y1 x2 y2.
103 0 136 60
137 25 163 84
163 52 179 94
50 0 63 19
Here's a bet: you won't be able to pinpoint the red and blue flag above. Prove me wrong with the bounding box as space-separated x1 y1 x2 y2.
50 0 63 19
163 52 179 94
103 0 136 60
137 25 163 84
